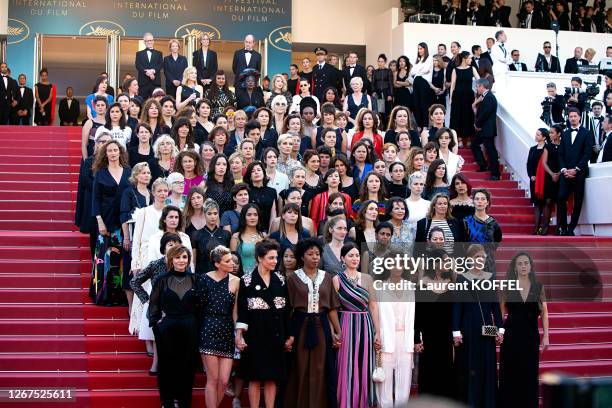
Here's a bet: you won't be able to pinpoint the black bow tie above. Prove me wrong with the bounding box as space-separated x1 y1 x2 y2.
475 57 480 61
349 65 356 68
1 74 6 77
245 50 252 54
19 85 25 88
595 116 603 121
571 128 579 132
147 49 153 52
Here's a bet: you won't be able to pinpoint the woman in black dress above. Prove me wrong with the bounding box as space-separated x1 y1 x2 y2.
75 133 112 257
527 128 549 234
430 55 446 107
414 248 455 400
244 161 277 231
163 39 189 100
449 173 475 221
91 140 132 306
193 199 231 275
540 124 562 236
393 55 412 109
452 244 503 408
200 245 240 408
34 68 55 125
203 71 236 118
450 51 480 141
236 239 290 408
499 252 550 408
148 245 204 408
205 153 235 215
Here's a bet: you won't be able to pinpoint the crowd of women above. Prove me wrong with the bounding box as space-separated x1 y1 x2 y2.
73 46 550 407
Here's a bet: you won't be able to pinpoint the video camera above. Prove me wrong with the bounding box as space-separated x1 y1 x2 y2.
564 77 601 100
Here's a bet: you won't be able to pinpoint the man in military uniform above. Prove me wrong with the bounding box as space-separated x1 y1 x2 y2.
312 47 339 101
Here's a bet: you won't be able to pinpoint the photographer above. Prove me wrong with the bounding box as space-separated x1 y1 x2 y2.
517 0 545 29
541 83 565 126
487 0 511 27
564 77 588 114
467 1 486 26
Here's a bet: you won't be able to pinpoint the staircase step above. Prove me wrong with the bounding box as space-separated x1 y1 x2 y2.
0 335 140 353
0 273 89 289
0 155 80 165
0 210 74 221
0 259 89 273
0 163 80 173
0 231 87 247
0 172 74 182
0 289 89 303
0 319 128 336
0 181 76 191
540 360 612 377
0 219 77 231
549 327 612 344
0 200 75 211
548 302 612 314
0 247 90 260
0 304 127 320
0 191 76 201
540 343 612 361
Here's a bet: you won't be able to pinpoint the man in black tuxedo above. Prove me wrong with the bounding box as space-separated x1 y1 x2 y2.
479 38 495 66
597 115 612 163
472 78 500 180
517 0 545 29
312 47 339 100
564 47 589 74
58 86 80 126
192 33 218 88
342 51 368 95
508 49 528 71
232 34 262 86
10 74 33 125
135 33 163 99
535 42 561 73
0 62 18 125
557 108 594 236
471 45 494 83
467 1 486 25
442 0 467 25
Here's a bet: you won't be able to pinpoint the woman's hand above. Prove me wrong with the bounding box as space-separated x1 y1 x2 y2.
235 334 247 351
374 333 382 351
284 336 294 352
552 172 560 182
496 333 504 346
97 219 109 236
332 332 341 348
414 343 424 353
122 237 131 251
541 335 550 352
453 335 463 347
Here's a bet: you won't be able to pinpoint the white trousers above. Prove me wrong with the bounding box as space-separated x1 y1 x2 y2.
376 329 414 408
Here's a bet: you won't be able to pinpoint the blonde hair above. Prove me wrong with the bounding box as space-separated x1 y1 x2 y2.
277 133 294 147
181 67 198 86
234 109 248 122
584 48 596 60
128 162 151 185
153 134 179 159
271 74 288 93
168 39 181 51
229 151 246 165
151 177 169 193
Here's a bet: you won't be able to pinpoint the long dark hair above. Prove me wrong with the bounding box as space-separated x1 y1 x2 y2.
237 203 263 237
505 252 542 305
171 117 196 150
104 102 127 130
206 153 234 191
207 70 232 101
397 55 412 72
416 42 430 63
424 158 448 190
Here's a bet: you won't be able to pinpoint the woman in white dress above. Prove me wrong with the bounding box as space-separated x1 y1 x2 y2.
435 127 463 181
128 178 168 335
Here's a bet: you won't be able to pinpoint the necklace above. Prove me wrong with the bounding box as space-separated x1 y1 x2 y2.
346 270 359 285
175 275 187 284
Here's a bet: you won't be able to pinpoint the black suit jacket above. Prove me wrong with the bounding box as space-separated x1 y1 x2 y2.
0 75 17 107
135 48 164 87
601 133 612 163
508 62 528 72
480 51 493 66
163 55 188 91
342 64 369 95
475 91 497 139
559 126 594 173
535 54 561 73
312 63 339 100
564 57 590 74
192 48 218 84
232 49 262 84
493 5 511 27
235 87 265 110
443 6 467 25
12 86 34 116
58 97 80 124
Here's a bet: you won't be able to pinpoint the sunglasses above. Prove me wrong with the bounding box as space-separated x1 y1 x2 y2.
544 46 551 49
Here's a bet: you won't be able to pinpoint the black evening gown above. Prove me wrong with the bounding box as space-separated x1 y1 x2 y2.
527 145 545 205
414 288 455 399
431 68 446 106
148 271 203 408
394 71 412 109
35 83 53 125
74 157 96 256
452 273 503 408
499 283 544 408
543 143 560 201
451 203 475 222
450 67 475 138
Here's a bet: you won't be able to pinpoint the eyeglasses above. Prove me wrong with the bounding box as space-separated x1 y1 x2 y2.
274 102 287 106
173 181 185 185
543 46 551 49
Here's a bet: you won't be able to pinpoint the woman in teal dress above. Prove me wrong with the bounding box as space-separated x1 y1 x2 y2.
230 203 266 273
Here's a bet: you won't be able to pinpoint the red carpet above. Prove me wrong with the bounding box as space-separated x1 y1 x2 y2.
0 126 610 407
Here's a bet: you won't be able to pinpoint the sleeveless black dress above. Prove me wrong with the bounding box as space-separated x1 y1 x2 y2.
450 67 475 138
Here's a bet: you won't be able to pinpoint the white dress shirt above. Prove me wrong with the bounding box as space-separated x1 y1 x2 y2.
598 132 611 163
245 50 252 66
409 57 433 83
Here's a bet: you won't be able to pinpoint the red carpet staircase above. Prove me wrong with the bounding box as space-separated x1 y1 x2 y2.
0 126 610 407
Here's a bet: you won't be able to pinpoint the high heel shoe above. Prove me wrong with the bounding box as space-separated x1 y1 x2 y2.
540 226 549 236
532 226 541 235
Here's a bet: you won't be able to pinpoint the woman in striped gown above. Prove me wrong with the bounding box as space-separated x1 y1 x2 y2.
332 242 381 408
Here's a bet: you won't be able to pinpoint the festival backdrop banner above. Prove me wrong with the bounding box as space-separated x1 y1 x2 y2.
7 0 292 86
